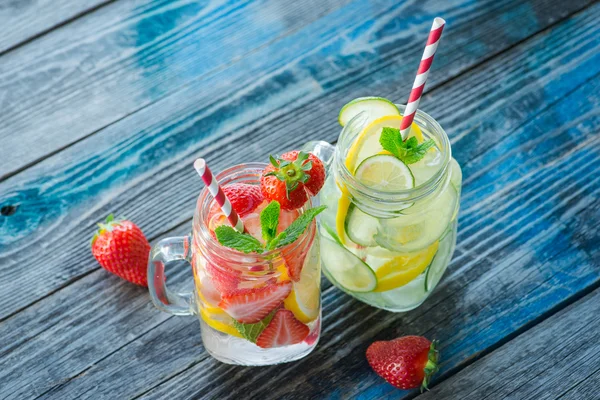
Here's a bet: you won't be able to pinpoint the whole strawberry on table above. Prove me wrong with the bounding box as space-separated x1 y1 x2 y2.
91 214 151 286
367 335 440 391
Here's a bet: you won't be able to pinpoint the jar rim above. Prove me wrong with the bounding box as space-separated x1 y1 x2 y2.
193 162 315 262
335 105 451 204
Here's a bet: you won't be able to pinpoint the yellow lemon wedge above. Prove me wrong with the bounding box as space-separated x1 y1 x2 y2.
199 307 243 338
372 241 438 292
283 248 321 324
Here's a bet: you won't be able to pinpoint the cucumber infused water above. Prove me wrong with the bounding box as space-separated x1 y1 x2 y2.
317 98 461 311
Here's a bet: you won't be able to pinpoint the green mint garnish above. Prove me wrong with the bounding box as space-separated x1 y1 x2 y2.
380 127 436 164
233 309 276 342
215 202 326 253
260 201 280 244
214 225 264 254
268 205 326 250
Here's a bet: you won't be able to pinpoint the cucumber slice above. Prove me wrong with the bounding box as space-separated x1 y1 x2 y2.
320 236 377 292
344 203 379 246
374 183 458 252
425 221 457 291
338 97 400 127
321 221 343 245
354 154 415 191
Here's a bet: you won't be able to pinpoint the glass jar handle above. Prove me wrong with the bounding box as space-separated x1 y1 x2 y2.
147 235 195 316
301 140 336 171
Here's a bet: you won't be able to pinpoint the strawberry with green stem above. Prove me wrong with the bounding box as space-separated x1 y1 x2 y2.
261 151 325 210
91 214 151 286
366 335 440 391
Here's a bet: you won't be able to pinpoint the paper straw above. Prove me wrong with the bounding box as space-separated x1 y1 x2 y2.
194 158 245 233
400 17 445 139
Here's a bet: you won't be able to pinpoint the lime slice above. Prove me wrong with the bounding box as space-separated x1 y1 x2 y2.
371 241 438 292
344 115 423 173
321 236 377 292
355 154 415 191
338 97 400 127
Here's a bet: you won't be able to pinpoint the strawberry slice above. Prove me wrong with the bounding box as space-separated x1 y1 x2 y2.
281 221 315 281
209 183 263 218
256 309 310 348
219 281 292 324
206 262 240 295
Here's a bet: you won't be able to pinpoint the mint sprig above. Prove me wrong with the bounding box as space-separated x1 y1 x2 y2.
214 226 264 254
233 309 276 342
380 127 436 164
215 201 326 253
260 200 280 244
268 205 326 250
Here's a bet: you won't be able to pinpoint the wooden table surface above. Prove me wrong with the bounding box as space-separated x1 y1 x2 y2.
1 0 599 399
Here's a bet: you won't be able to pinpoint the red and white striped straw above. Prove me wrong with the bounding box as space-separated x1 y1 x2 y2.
400 17 445 140
193 158 244 233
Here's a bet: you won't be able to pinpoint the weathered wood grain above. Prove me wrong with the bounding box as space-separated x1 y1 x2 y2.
417 289 600 400
133 83 600 400
0 0 593 323
1 4 599 397
0 0 113 55
0 0 354 180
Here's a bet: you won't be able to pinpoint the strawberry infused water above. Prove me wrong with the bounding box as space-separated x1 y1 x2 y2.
149 152 325 366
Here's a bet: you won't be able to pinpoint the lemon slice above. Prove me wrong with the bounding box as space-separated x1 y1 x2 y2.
372 241 438 292
199 307 243 338
284 246 321 323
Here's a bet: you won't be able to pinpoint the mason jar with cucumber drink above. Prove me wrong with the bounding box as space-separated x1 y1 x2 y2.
307 97 461 311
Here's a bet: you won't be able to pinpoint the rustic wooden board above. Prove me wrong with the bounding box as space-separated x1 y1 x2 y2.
0 0 593 323
1 3 599 397
0 0 353 180
0 0 112 55
418 288 600 399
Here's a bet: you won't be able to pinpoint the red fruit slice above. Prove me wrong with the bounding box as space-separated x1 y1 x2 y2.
256 309 310 348
209 183 263 218
281 221 315 281
205 262 240 295
219 281 292 324
304 318 320 346
199 275 222 306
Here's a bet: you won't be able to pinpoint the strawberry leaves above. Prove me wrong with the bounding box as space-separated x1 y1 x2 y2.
380 127 436 164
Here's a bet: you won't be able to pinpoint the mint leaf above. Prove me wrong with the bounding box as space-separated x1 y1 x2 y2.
233 309 276 343
269 205 326 250
403 138 435 164
260 201 280 244
214 225 264 253
379 126 436 164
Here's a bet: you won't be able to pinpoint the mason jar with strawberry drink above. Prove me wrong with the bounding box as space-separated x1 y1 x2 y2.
148 151 326 365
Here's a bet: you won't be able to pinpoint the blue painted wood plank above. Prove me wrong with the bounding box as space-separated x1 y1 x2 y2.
0 0 593 323
419 289 600 399
1 3 599 398
0 0 112 54
0 0 354 180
